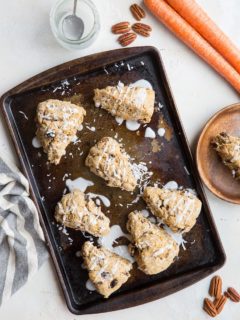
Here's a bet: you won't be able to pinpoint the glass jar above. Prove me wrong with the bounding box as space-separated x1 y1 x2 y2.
50 0 100 50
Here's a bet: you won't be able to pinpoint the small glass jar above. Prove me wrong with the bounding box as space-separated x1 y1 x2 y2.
50 0 100 50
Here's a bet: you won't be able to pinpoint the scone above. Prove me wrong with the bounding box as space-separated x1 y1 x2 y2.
82 241 132 298
212 132 240 179
55 189 110 237
127 211 179 275
85 137 137 192
36 99 86 165
143 187 202 233
94 84 155 123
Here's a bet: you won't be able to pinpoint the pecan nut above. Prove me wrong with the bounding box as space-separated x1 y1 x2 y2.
130 3 146 21
112 22 131 34
225 287 240 302
203 298 218 317
209 275 222 299
214 295 227 314
118 32 137 47
132 22 152 37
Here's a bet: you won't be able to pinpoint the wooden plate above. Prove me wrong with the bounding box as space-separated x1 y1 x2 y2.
196 103 240 204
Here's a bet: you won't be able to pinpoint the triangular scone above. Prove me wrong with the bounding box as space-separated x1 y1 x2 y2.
94 84 155 123
55 190 110 237
36 99 86 165
82 241 132 298
127 211 179 275
212 132 240 179
143 187 202 233
85 137 137 191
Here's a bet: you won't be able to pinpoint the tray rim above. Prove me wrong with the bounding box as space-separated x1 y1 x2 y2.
0 46 226 315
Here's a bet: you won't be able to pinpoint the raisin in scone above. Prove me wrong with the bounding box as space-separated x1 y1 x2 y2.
82 241 132 298
85 137 137 192
211 132 240 180
94 83 155 123
55 190 110 237
36 99 86 165
127 211 179 275
143 187 202 233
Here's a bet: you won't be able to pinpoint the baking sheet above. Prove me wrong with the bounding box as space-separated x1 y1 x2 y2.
1 47 225 314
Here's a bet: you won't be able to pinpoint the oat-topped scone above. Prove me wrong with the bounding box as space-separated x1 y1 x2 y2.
127 211 179 275
55 189 110 237
211 132 240 179
85 137 137 191
82 241 132 298
36 99 86 165
143 187 202 233
94 83 155 123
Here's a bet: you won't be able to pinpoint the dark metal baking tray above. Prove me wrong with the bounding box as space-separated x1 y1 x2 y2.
0 47 225 314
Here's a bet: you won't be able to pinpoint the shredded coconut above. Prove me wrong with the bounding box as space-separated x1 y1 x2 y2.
131 161 153 193
19 111 28 120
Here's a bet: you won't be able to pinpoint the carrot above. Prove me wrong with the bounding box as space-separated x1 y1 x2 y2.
144 0 240 92
165 0 240 74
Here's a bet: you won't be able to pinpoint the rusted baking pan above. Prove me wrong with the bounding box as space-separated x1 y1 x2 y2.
0 47 225 314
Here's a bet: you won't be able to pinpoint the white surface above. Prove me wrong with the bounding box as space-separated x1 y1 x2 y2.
0 0 240 319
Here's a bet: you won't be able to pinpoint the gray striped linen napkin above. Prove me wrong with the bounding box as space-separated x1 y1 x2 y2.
0 156 48 306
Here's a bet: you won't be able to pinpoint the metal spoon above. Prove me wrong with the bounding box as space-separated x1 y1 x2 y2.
62 0 84 41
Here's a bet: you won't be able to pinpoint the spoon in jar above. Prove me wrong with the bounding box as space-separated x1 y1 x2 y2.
62 0 84 41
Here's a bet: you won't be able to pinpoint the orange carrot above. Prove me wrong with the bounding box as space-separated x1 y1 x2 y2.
165 0 240 74
144 0 240 92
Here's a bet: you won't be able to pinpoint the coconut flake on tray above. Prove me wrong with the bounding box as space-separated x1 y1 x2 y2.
131 161 153 193
158 102 164 110
19 110 28 120
86 125 96 132
52 79 71 93
117 80 124 91
103 66 109 75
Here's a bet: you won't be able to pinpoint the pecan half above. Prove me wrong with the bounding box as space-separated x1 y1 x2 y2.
203 298 218 317
214 295 227 314
112 22 131 34
225 287 240 302
209 275 222 299
130 3 146 21
118 32 137 47
132 22 152 37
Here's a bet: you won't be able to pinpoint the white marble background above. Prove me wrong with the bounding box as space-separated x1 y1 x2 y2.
0 0 239 319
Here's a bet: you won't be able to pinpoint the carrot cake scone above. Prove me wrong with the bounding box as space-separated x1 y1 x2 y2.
55 190 110 237
127 211 179 275
36 99 86 165
211 132 240 180
82 241 132 298
94 83 155 123
143 187 202 233
85 137 137 192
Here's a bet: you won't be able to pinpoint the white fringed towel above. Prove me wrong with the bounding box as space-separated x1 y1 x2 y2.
0 157 48 305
